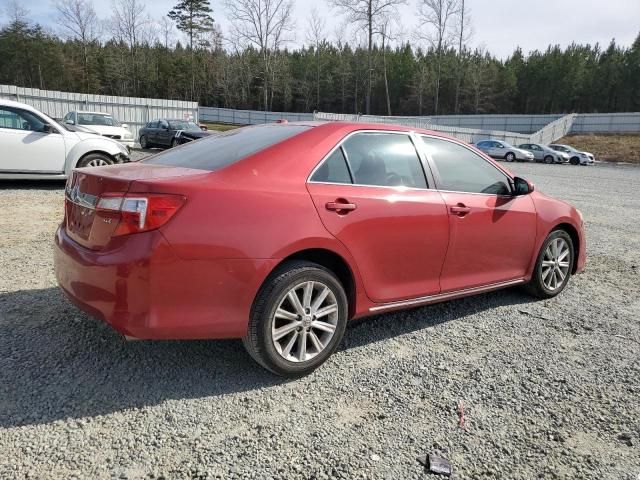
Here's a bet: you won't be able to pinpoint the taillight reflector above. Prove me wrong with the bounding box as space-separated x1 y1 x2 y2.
96 194 185 235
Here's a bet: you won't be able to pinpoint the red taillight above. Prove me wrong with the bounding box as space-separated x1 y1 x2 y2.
96 193 186 236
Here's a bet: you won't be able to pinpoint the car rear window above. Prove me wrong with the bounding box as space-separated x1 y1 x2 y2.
143 124 310 171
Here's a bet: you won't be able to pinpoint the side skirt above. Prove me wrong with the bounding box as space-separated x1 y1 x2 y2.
369 278 526 313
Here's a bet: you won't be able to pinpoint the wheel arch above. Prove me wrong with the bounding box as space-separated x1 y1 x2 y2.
552 222 580 273
75 150 118 168
269 248 357 319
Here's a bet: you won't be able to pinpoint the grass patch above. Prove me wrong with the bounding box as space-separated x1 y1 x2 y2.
557 134 640 164
201 122 242 132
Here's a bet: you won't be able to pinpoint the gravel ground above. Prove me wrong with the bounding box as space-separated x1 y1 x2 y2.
0 161 638 479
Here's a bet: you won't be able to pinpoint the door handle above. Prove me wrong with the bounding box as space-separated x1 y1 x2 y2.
326 200 357 212
450 204 471 216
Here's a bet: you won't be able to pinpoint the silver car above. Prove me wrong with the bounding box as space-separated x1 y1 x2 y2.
549 144 595 165
518 143 569 164
475 140 535 162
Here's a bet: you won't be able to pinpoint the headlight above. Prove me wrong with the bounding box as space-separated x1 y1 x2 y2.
580 153 587 157
123 132 133 139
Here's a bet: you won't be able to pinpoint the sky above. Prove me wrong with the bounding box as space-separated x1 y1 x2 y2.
4 0 640 59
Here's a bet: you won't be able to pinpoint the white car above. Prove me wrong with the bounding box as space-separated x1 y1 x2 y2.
549 144 595 165
0 99 130 180
63 110 135 149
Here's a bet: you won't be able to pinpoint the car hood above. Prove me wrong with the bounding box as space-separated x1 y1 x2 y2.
78 125 131 136
177 129 211 139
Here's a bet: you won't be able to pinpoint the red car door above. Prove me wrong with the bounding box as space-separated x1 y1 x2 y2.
307 132 449 303
419 135 537 292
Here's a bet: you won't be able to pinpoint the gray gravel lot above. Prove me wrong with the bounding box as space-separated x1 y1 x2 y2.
0 161 639 479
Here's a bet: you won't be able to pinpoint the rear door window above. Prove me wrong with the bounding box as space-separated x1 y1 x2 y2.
341 133 427 188
311 147 353 184
144 124 311 171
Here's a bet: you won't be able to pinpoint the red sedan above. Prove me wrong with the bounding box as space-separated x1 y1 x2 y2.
54 122 586 376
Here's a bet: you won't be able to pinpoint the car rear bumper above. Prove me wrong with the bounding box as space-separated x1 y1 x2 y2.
54 226 278 340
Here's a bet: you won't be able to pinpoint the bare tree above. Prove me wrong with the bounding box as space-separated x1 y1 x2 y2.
156 16 175 48
453 0 471 113
110 0 151 95
378 17 396 115
416 0 459 115
329 0 406 115
224 0 295 111
54 0 100 93
5 0 30 24
306 9 327 110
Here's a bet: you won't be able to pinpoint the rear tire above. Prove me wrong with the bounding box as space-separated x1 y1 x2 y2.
505 152 516 162
242 261 348 377
544 155 554 164
525 230 574 299
140 135 149 149
77 153 113 168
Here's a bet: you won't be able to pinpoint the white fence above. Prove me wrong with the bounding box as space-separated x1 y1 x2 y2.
200 106 640 137
0 85 199 137
199 106 313 125
420 114 564 134
571 113 640 134
313 112 533 144
423 112 640 134
313 112 581 145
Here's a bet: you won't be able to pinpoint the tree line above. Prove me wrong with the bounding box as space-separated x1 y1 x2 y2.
0 0 638 116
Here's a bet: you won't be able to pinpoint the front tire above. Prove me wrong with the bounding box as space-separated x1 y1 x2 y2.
505 152 516 162
525 230 574 299
140 135 149 149
243 261 348 377
570 157 580 165
77 153 113 168
544 155 554 164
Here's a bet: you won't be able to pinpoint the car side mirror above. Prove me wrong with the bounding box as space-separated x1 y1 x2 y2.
65 119 75 125
121 123 129 128
42 124 55 134
513 176 534 195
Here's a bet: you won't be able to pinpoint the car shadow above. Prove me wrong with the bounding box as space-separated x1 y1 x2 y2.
0 286 537 428
0 180 65 190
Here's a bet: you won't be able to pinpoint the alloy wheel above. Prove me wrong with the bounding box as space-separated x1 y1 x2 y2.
541 237 571 291
271 281 339 363
85 158 110 167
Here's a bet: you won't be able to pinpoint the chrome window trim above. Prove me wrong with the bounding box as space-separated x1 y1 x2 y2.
306 129 431 189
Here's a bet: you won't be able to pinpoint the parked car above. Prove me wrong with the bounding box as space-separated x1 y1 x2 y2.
138 119 211 149
0 99 130 180
54 122 586 376
548 144 595 165
63 110 134 150
517 143 570 164
475 140 534 162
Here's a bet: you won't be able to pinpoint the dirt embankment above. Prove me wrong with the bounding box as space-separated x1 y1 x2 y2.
558 134 640 164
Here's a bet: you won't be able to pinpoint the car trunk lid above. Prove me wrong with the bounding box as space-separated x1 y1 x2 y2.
64 164 206 250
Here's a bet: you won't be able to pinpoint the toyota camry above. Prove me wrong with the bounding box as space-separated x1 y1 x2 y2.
54 122 586 376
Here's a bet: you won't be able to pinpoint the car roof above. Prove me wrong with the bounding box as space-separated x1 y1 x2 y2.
0 98 41 112
76 110 113 115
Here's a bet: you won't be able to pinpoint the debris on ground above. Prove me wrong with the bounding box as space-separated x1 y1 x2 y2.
417 453 453 477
